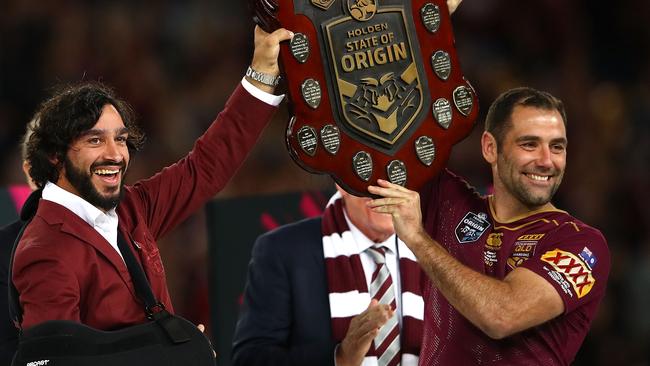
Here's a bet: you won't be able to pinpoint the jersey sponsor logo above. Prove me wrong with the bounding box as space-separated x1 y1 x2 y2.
27 361 50 366
455 211 490 244
541 249 595 298
484 233 503 267
517 233 545 241
507 233 543 269
544 266 574 298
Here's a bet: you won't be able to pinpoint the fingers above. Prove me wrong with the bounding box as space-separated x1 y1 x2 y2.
352 300 394 334
272 27 294 43
197 324 205 333
251 26 294 76
254 25 294 42
358 327 380 344
447 0 462 14
367 179 419 213
362 302 394 328
368 179 412 198
366 197 407 209
340 299 395 365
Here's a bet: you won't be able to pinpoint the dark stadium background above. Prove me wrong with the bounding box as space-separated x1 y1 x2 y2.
1 0 648 365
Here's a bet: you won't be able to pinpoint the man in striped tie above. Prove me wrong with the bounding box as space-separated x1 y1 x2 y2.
232 185 426 366
365 245 401 365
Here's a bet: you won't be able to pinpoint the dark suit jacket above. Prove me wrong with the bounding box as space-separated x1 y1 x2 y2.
13 85 277 330
232 217 338 366
0 220 22 365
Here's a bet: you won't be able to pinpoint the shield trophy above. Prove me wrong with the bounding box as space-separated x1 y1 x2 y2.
251 0 478 196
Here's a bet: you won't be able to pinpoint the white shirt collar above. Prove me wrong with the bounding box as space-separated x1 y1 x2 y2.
42 181 117 225
41 182 120 258
342 209 396 254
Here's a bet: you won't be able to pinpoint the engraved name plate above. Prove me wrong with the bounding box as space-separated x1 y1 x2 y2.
415 136 436 166
320 124 341 155
433 98 453 129
301 79 322 109
297 125 318 156
386 160 407 186
290 33 310 63
431 50 451 81
421 3 441 33
353 151 373 182
453 85 474 116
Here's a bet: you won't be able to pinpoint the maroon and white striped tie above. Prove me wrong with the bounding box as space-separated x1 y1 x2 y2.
367 245 401 366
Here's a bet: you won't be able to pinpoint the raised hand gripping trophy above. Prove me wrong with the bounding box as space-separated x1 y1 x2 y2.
252 0 478 196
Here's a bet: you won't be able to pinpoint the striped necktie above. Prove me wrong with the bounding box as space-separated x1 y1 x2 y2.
367 244 401 366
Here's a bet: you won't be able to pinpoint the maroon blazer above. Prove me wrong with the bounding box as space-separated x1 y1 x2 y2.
13 85 277 330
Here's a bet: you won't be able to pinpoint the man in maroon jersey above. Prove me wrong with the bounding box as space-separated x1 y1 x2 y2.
368 87 610 365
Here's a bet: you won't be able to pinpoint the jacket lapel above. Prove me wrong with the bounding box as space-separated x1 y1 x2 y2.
37 200 138 299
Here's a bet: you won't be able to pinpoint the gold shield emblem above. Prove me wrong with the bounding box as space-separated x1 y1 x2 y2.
348 0 377 21
251 0 478 196
311 0 336 10
326 8 424 147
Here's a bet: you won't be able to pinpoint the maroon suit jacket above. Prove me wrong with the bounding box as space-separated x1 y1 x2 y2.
13 85 277 330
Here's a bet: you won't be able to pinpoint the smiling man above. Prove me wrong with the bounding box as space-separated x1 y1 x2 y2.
368 87 610 365
12 26 293 331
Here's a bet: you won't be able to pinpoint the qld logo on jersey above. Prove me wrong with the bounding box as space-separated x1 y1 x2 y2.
541 248 595 298
507 233 544 269
455 212 490 244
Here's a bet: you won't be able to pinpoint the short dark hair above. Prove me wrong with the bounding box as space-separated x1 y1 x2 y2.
484 87 567 147
25 82 145 188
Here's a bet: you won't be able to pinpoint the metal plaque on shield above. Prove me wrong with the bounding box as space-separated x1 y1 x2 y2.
251 0 479 196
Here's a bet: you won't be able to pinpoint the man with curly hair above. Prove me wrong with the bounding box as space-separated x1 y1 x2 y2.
12 26 293 332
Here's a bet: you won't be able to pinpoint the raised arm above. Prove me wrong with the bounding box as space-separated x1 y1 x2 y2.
367 180 564 339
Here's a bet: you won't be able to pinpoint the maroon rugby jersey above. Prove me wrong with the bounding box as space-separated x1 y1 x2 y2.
417 170 610 366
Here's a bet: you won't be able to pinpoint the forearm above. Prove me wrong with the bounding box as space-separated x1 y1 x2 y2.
367 179 562 339
407 231 530 339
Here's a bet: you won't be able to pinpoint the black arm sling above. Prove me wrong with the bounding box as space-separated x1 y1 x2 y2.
8 190 215 366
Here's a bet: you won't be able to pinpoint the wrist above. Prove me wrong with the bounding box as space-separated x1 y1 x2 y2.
245 66 280 94
401 227 430 249
245 66 280 86
335 342 356 366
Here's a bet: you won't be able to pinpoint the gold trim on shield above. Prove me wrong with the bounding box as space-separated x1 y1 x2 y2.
326 7 424 145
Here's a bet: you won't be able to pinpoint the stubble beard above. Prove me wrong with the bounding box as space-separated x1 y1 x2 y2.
497 154 563 208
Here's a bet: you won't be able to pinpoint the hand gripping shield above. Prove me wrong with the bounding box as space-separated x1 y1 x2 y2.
252 0 478 196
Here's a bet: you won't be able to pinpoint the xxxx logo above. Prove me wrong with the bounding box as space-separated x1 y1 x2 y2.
541 249 595 298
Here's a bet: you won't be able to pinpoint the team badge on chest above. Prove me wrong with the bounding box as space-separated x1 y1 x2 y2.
455 211 490 244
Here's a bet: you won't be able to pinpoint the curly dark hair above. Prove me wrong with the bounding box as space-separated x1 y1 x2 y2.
25 81 145 188
484 87 567 148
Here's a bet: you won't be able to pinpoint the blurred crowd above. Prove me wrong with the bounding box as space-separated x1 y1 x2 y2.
1 0 648 364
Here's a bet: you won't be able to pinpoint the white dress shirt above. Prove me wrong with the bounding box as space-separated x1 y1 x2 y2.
39 80 281 263
241 77 285 106
343 212 403 326
42 181 123 261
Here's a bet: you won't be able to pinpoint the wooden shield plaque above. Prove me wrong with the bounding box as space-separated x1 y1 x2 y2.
252 0 478 196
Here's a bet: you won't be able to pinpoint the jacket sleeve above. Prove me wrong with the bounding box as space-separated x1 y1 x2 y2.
12 243 80 329
231 225 336 366
127 84 278 239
